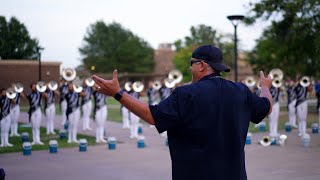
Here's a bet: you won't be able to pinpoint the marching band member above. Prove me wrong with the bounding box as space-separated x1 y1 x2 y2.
147 81 161 105
65 82 85 143
43 84 59 135
286 80 298 128
159 83 172 101
81 80 93 131
315 80 320 127
0 88 15 147
93 88 107 143
295 78 312 136
10 84 25 137
28 83 44 145
269 85 281 137
121 84 131 129
59 79 69 126
129 89 140 139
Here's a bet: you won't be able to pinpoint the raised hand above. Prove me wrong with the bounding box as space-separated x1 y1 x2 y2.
260 71 272 89
91 69 121 97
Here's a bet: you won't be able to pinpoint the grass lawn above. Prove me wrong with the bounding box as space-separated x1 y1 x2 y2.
0 124 96 154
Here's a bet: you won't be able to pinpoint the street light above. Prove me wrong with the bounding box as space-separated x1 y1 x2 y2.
227 15 244 82
36 46 45 81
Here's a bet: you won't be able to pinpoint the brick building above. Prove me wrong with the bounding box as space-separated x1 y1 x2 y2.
0 60 61 93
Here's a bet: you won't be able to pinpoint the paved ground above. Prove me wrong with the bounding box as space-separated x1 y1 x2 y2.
0 112 320 180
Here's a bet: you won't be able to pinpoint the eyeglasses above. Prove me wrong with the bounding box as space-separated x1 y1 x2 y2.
189 60 203 66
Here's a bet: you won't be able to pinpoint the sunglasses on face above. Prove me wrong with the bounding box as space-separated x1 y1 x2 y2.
189 60 203 66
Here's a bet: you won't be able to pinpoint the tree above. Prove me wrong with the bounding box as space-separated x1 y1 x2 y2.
245 0 320 78
173 24 234 82
0 16 40 60
79 21 154 73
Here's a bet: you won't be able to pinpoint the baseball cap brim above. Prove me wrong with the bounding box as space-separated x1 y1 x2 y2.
207 62 230 72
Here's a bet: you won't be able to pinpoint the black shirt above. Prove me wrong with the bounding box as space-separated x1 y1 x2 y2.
270 86 280 103
28 91 42 115
65 91 80 117
0 96 11 120
93 91 106 114
59 83 68 103
295 84 308 107
44 89 55 109
81 86 93 106
149 73 270 180
286 85 296 105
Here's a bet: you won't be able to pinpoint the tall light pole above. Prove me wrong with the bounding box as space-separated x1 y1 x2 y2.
227 15 244 82
36 46 44 81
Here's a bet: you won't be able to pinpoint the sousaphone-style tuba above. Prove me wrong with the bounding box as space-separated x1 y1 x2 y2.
6 88 17 99
62 68 77 82
132 81 144 93
48 81 58 91
269 68 283 80
85 77 95 87
300 76 311 87
14 83 24 93
168 69 183 84
152 80 162 90
36 81 47 93
244 76 256 88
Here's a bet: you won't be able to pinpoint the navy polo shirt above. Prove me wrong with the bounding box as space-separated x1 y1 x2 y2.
149 73 270 180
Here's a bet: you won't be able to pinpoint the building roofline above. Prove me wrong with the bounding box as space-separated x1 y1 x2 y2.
0 60 61 66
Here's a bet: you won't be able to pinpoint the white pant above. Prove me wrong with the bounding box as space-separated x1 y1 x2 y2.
1 115 12 147
288 99 297 126
82 101 92 130
68 108 80 143
31 108 42 144
297 101 308 135
61 100 67 126
130 112 140 138
95 106 107 142
269 102 279 137
10 106 20 136
122 107 130 128
45 104 56 134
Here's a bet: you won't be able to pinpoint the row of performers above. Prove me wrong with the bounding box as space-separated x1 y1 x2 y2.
250 80 314 137
0 79 174 147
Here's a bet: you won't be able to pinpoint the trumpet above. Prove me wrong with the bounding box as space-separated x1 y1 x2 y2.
62 68 77 82
244 76 256 88
272 77 282 88
14 83 24 93
269 68 283 80
259 136 272 146
300 76 310 87
124 82 132 92
132 81 144 93
48 81 58 91
36 81 47 93
85 77 95 87
6 88 17 99
152 80 162 90
168 69 183 84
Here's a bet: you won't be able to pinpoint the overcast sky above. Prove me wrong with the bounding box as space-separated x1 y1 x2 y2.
1 0 268 69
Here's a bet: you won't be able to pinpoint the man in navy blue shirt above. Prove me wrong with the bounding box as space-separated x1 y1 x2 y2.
92 45 272 180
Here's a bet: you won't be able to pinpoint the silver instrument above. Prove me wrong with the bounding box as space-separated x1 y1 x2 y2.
278 134 287 147
164 78 175 88
272 77 282 88
300 76 310 87
62 68 77 82
14 83 24 93
269 68 283 80
6 88 17 99
259 136 272 146
168 69 183 84
73 77 83 93
132 81 144 93
124 82 132 92
244 76 256 88
36 81 47 93
85 77 95 87
48 81 58 91
152 80 162 90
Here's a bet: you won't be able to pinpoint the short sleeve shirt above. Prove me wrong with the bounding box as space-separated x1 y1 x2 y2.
149 73 270 180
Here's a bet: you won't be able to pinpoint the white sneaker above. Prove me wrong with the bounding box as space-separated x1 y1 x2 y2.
67 140 72 144
129 135 135 139
51 131 56 135
292 124 298 128
10 134 14 137
37 141 44 145
298 132 302 137
87 127 93 131
31 141 36 145
100 139 107 143
15 133 21 137
6 143 13 147
73 140 79 143
96 139 101 143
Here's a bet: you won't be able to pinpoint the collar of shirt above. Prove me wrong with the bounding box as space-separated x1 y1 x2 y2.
198 72 221 83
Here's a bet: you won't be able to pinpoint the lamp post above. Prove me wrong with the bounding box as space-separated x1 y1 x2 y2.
36 46 44 81
227 15 244 82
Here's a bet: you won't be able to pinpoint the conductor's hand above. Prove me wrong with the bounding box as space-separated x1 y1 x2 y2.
91 69 121 97
259 71 272 89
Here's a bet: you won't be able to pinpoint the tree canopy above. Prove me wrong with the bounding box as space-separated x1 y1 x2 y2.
79 21 154 73
173 24 234 82
245 0 320 78
0 16 40 60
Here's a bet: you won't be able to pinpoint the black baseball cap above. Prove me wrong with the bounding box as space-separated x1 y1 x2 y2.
191 45 230 72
